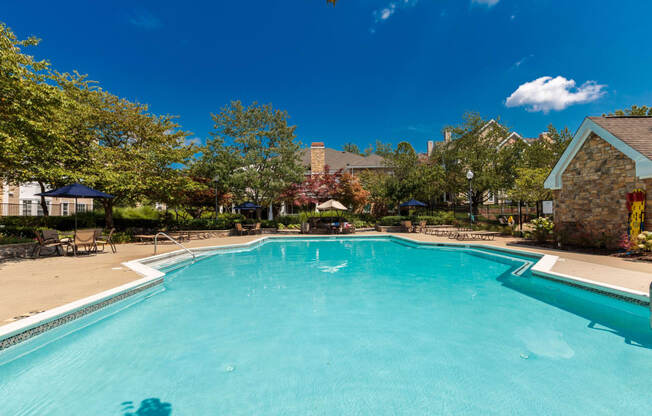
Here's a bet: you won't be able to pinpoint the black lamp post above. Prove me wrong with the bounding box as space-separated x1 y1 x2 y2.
212 176 219 220
466 170 474 224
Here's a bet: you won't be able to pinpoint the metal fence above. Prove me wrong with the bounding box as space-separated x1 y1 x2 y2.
426 203 538 220
0 203 92 217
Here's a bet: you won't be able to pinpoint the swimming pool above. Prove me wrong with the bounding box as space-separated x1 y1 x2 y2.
1 237 651 415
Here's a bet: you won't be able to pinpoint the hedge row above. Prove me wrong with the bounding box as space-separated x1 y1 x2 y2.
378 212 455 226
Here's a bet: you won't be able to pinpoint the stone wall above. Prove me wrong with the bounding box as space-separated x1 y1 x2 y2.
553 133 651 243
0 242 37 260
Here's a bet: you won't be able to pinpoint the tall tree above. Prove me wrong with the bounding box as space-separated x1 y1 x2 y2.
80 90 194 227
342 142 362 155
508 167 552 215
435 113 509 213
206 101 304 218
0 24 98 215
359 170 392 216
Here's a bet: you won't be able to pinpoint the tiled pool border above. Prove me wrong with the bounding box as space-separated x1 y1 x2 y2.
1 234 649 352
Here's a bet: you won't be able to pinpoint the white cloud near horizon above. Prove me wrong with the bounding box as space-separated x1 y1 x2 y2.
371 0 419 32
472 0 500 7
505 76 606 113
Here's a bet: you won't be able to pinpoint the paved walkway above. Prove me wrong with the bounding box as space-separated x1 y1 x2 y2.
0 232 650 323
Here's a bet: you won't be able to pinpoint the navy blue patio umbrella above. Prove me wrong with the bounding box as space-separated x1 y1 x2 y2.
37 183 114 232
400 199 427 208
234 202 262 210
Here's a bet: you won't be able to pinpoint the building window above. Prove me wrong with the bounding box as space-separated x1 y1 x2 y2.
36 201 51 216
76 204 86 213
22 200 32 216
62 203 69 216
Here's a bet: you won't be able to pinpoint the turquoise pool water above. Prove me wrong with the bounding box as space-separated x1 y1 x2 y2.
1 237 651 415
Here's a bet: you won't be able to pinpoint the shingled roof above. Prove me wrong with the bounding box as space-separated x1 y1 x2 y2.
299 148 385 172
588 116 652 159
544 116 652 189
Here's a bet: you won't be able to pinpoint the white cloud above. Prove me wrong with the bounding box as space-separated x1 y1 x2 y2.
512 54 533 69
371 0 419 31
505 76 606 113
472 0 500 7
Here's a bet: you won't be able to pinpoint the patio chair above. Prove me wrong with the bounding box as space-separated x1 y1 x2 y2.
32 229 68 257
95 228 117 253
67 229 97 256
417 220 427 233
234 223 248 236
252 222 261 235
401 221 414 233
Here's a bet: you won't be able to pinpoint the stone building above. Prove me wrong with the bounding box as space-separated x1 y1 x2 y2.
544 116 652 240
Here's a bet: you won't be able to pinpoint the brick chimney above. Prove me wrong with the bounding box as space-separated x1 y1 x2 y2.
444 130 452 143
310 142 325 175
427 140 434 156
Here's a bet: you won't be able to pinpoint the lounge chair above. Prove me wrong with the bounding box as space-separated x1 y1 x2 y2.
450 230 501 241
32 229 68 257
95 228 116 253
401 221 414 233
417 220 427 233
67 229 97 256
252 222 261 235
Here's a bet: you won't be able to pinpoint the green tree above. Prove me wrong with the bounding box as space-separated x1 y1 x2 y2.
604 105 652 116
80 90 195 227
508 167 552 215
521 124 572 169
436 113 510 214
0 24 100 215
342 142 362 155
205 101 304 218
359 170 392 216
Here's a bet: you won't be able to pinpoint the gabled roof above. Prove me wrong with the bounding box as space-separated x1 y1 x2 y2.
588 116 652 160
544 117 652 190
299 148 385 172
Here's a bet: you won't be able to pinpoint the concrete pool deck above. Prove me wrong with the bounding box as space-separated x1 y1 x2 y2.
1 232 650 324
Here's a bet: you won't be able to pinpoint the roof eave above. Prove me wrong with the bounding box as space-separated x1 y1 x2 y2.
544 118 652 190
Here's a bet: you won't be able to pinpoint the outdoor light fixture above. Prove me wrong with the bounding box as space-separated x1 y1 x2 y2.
466 170 474 223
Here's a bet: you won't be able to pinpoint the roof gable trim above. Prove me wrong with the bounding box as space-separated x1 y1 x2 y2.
544 118 652 190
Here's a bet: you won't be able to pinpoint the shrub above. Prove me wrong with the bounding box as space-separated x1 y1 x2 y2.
112 206 162 220
530 217 554 243
378 216 406 226
627 231 652 253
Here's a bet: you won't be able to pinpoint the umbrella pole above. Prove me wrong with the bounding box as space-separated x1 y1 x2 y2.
74 197 78 233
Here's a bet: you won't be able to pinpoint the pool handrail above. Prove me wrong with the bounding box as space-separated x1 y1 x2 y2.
154 232 196 263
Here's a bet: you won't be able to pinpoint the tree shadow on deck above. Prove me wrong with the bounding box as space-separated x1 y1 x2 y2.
122 398 172 416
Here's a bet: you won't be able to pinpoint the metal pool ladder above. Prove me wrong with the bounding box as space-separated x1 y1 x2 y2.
154 232 196 263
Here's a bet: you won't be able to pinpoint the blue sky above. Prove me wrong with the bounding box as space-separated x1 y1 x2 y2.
4 0 652 152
